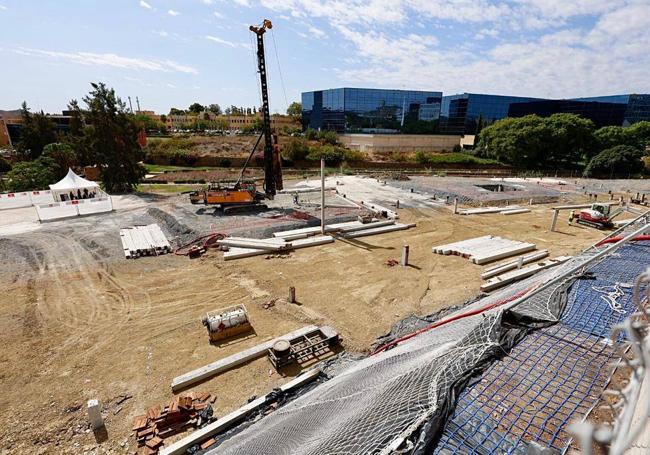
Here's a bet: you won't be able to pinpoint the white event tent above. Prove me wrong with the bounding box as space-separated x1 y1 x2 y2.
49 168 101 202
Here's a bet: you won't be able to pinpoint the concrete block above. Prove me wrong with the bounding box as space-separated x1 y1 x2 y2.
87 399 104 430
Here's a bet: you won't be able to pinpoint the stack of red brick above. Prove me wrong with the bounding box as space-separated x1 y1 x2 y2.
132 392 215 454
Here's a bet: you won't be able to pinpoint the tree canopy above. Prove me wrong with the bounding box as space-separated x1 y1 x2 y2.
82 82 145 192
208 104 222 115
16 102 58 160
42 143 76 179
187 103 205 114
286 102 302 121
584 145 645 177
5 156 58 192
478 114 596 169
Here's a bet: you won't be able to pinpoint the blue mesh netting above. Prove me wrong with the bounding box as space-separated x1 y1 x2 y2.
433 241 650 454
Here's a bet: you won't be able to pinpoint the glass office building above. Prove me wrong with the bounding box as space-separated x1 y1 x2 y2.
303 89 650 135
440 93 542 135
507 99 628 128
302 88 442 133
571 94 650 126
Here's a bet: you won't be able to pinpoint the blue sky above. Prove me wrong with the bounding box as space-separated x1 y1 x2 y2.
1 0 649 115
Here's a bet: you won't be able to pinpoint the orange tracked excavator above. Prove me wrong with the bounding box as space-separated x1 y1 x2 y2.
190 19 283 212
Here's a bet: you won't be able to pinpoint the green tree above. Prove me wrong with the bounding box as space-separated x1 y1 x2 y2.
544 113 596 168
593 126 637 151
478 115 552 168
82 83 145 192
134 113 164 131
286 101 302 121
169 107 186 115
628 121 650 151
188 103 205 114
208 104 222 115
214 118 229 131
64 100 92 165
16 102 58 160
584 145 644 177
42 143 76 179
5 156 58 191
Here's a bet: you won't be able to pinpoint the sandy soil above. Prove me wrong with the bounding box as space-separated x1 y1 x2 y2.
0 179 620 454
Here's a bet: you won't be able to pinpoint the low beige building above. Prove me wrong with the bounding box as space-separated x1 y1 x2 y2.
166 112 298 132
339 134 464 154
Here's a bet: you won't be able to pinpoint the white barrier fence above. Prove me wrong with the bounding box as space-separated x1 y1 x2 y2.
0 190 55 210
36 197 113 221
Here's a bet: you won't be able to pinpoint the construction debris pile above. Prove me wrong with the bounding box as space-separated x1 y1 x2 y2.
120 224 171 259
132 392 215 454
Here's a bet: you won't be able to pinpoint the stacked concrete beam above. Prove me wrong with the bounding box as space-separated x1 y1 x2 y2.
432 236 536 264
481 250 549 279
457 205 525 215
222 220 416 261
480 256 572 292
120 224 171 259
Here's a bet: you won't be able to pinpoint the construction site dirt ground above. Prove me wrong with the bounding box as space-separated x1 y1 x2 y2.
0 178 632 454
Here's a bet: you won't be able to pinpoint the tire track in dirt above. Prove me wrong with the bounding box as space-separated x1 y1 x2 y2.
9 231 152 360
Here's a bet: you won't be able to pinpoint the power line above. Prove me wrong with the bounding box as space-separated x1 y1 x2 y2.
270 28 289 113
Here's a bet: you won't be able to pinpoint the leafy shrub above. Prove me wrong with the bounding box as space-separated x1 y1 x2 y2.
317 130 338 145
306 145 366 166
282 138 310 161
0 156 12 172
6 156 58 191
304 128 318 140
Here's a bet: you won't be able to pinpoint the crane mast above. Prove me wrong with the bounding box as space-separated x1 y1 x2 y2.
249 19 276 198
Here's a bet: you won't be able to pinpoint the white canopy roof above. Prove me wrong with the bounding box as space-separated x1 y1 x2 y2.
49 168 100 191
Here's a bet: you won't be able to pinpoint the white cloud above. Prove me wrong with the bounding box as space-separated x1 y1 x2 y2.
308 26 327 38
201 0 214 4
152 29 168 37
205 35 239 47
15 47 198 75
0 5 7 10
167 9 180 16
233 0 251 6
213 11 224 18
139 0 152 10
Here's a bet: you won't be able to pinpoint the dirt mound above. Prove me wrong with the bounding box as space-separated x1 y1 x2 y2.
146 207 198 245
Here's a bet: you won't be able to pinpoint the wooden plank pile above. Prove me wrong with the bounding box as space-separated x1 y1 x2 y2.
132 392 215 454
432 235 536 265
120 224 171 259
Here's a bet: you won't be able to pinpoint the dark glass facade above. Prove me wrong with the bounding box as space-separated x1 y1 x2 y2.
440 93 541 134
508 99 628 128
303 89 650 135
302 88 442 133
572 94 650 126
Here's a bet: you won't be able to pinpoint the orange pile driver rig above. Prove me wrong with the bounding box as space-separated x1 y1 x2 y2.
190 19 283 213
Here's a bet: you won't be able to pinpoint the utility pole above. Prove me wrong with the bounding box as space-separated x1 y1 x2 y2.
321 158 325 234
136 96 141 113
128 96 134 113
